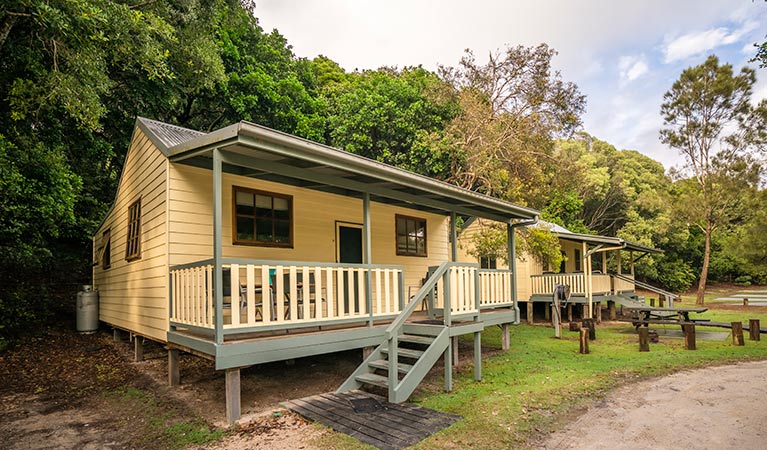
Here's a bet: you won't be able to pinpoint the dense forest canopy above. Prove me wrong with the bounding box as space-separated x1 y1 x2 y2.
1 0 765 344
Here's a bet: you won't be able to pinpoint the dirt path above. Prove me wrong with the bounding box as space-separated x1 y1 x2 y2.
540 360 767 450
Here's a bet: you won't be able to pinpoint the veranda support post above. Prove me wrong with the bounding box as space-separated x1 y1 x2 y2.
213 148 224 345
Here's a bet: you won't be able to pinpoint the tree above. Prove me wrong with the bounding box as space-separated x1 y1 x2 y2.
427 44 586 204
660 55 766 303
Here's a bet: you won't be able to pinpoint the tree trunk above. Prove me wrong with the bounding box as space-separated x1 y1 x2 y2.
696 221 712 305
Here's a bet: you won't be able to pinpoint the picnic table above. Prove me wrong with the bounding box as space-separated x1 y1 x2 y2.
620 306 708 330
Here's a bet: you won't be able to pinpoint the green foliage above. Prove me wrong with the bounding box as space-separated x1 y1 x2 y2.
464 221 563 270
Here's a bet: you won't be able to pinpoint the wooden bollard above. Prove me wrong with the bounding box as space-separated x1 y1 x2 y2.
749 319 761 341
743 298 749 307
638 328 650 352
582 318 596 340
569 321 581 332
579 328 589 354
732 322 745 346
683 324 696 350
649 298 655 307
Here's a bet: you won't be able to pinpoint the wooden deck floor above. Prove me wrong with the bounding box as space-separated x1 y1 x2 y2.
282 390 461 450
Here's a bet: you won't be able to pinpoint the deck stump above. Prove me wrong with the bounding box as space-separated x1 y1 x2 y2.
595 302 602 324
501 323 510 350
582 318 596 340
732 322 745 346
749 319 761 341
452 336 459 367
225 368 241 424
544 302 551 321
683 324 696 350
579 328 589 354
527 302 534 324
567 304 573 322
638 328 650 352
608 301 616 321
134 337 144 362
362 346 375 360
168 349 180 386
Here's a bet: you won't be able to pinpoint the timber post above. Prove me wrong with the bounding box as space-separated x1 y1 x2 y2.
582 318 596 340
225 368 241 424
749 319 761 341
362 346 375 359
732 322 745 346
544 302 551 321
501 323 510 350
594 302 601 324
683 324 696 350
452 336 459 367
567 303 573 322
638 328 650 352
552 304 561 339
527 302 534 324
608 301 616 321
579 328 589 354
134 336 144 362
168 349 180 386
473 332 482 381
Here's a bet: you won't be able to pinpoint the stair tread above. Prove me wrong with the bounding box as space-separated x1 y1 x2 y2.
355 372 389 388
368 359 413 374
398 334 435 345
381 347 424 359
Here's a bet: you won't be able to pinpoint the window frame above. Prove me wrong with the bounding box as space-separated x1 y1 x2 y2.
231 186 294 248
395 214 428 257
480 256 497 269
574 248 582 272
125 198 142 261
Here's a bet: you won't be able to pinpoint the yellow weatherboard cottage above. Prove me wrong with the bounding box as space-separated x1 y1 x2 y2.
92 117 540 422
457 219 673 324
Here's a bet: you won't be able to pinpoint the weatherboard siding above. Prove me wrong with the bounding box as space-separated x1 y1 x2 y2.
167 164 450 292
92 129 169 341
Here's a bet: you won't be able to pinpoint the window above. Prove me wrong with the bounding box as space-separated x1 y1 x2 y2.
101 229 111 269
574 248 582 271
480 256 497 269
396 214 427 257
233 186 292 247
125 199 142 261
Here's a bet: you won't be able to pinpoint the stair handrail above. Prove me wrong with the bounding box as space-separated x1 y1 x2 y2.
611 272 679 300
383 262 452 400
384 262 452 340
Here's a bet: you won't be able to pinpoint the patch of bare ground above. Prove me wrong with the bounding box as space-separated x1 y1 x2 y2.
537 360 767 450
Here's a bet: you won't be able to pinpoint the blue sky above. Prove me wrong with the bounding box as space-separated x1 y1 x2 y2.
255 0 767 170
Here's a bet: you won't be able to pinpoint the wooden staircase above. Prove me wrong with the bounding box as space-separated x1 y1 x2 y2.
338 323 449 403
338 262 483 403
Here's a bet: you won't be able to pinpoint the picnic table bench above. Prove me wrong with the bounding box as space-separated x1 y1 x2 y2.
619 306 708 330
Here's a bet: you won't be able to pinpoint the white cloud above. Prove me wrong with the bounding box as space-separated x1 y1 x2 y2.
618 55 649 83
663 21 759 63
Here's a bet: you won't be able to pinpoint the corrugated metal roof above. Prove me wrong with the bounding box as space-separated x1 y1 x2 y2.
138 117 206 151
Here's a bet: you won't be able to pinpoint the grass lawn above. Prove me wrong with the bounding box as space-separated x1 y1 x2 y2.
311 287 767 449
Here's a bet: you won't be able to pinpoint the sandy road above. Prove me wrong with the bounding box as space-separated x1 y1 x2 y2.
540 360 767 450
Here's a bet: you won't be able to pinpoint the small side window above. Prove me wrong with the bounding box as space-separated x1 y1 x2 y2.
574 248 582 272
125 199 142 261
101 229 111 269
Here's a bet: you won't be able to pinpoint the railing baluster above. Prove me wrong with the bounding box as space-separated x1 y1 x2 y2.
261 265 271 324
230 264 240 327
326 267 335 318
313 266 322 319
275 266 284 322
302 266 310 321
358 268 367 316
374 268 382 315
289 266 298 322
246 265 255 325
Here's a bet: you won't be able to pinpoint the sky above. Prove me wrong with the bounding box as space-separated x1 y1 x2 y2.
253 0 767 171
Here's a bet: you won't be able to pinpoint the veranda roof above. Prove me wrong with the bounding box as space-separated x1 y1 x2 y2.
138 117 539 223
